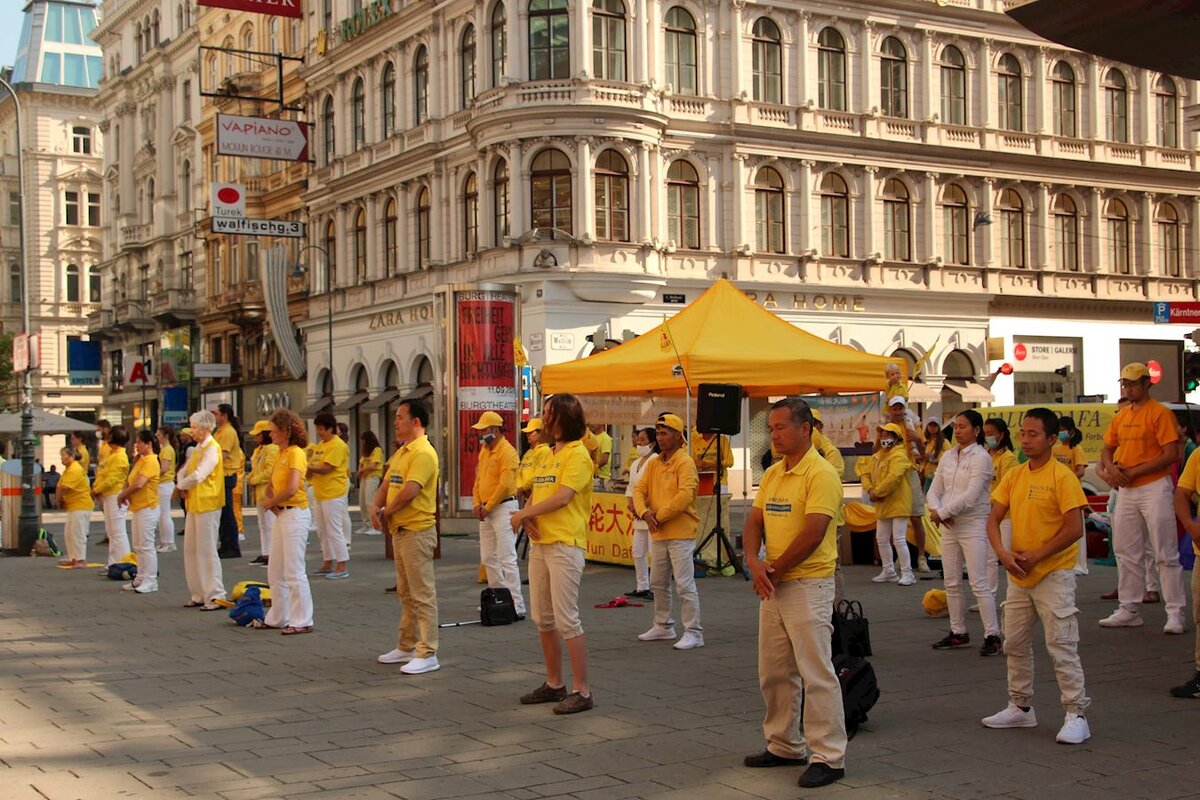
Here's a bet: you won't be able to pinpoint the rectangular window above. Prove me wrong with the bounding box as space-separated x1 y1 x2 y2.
71 126 91 154
87 192 100 226
10 263 20 301
181 80 191 122
41 52 61 84
8 192 20 226
65 191 80 225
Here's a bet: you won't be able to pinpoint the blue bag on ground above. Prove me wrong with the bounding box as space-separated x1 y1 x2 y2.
229 586 265 626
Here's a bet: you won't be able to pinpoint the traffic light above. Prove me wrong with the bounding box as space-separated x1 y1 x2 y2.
1184 350 1200 393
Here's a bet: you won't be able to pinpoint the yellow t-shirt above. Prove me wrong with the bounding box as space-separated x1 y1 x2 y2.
310 435 350 501
127 454 160 512
754 446 842 581
991 458 1088 588
530 440 594 549
989 448 1019 493
159 444 176 478
59 460 92 511
632 448 699 541
691 431 734 477
214 423 242 477
1103 398 1179 487
270 445 308 508
250 443 280 504
518 443 552 493
386 434 439 533
95 447 130 496
473 437 519 511
360 446 383 480
1052 442 1087 476
76 446 90 475
594 431 613 480
1175 448 1200 557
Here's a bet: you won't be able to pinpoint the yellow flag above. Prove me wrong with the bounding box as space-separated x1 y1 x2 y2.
513 337 529 368
660 316 675 352
911 336 940 379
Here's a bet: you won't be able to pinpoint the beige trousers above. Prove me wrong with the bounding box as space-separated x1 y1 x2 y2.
393 526 439 658
1004 569 1090 714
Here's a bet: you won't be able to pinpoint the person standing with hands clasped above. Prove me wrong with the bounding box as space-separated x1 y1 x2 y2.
117 430 161 593
471 411 526 618
175 410 227 610
633 413 704 650
259 409 314 635
309 412 351 580
742 398 847 789
867 422 915 586
982 408 1091 744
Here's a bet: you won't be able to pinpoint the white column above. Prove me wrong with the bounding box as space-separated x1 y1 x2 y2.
730 3 743 99
978 39 992 129
1033 47 1047 135
509 140 526 237
1035 183 1050 269
1191 196 1200 277
397 183 410 271
478 152 493 249
644 0 660 87
363 60 377 145
575 0 589 77
637 143 652 243
630 0 646 84
798 160 814 254
860 23 875 113
1137 69 1152 147
920 31 934 123
333 77 347 155
432 163 446 263
705 154 719 250
506 0 521 81
576 136 593 239
1087 57 1102 140
731 152 746 249
1139 193 1154 276
335 205 348 285
978 178 993 267
861 166 877 258
1088 188 1103 272
796 13 810 106
923 172 936 263
365 193 379 279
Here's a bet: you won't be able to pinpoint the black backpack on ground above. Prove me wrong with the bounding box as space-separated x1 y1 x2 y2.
833 653 880 740
480 587 517 626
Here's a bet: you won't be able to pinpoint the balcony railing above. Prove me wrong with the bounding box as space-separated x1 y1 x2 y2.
119 223 151 249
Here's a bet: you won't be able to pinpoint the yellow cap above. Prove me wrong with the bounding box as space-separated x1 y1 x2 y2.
179 427 192 436
923 588 948 617
521 418 543 433
1120 362 1150 381
249 420 272 437
878 422 905 439
471 411 504 430
657 413 685 433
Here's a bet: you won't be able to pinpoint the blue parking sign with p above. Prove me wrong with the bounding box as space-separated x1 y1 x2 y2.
1154 302 1171 324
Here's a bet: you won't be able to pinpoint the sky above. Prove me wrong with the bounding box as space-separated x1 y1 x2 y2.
0 5 27 70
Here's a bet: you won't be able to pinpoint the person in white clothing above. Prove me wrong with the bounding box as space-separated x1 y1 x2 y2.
174 410 227 610
471 411 527 617
623 428 656 600
927 410 1002 656
118 430 162 593
155 426 179 552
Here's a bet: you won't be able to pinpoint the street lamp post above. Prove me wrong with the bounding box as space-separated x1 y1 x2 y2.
292 244 332 395
0 74 38 554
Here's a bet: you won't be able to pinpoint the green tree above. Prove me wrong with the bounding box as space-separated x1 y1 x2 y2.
0 332 18 408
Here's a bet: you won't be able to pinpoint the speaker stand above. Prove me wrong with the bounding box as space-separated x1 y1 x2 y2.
694 433 749 580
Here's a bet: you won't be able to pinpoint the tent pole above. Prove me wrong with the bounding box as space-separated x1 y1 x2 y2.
742 396 750 504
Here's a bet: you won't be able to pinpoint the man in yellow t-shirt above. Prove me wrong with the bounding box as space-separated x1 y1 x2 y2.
985 407 1091 744
213 404 243 559
372 399 441 675
309 412 351 579
472 410 526 617
741 398 847 789
633 413 702 649
589 424 613 485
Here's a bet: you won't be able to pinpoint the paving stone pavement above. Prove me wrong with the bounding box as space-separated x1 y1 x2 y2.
2 508 1199 799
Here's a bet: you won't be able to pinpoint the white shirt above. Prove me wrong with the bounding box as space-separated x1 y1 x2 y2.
926 441 993 524
176 435 219 490
625 452 658 531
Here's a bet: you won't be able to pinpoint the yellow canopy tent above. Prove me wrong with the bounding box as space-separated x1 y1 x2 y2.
541 279 905 396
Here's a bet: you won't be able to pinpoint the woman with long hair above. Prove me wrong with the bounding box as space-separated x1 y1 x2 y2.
356 431 384 535
510 393 595 714
623 427 658 600
258 409 314 634
984 418 1019 599
117 430 161 593
155 425 180 552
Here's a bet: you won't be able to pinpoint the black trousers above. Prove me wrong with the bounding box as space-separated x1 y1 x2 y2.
218 474 239 554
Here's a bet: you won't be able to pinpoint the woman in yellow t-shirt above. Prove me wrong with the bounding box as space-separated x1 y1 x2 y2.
155 426 179 552
356 431 384 536
92 425 131 567
117 430 161 593
1053 416 1088 480
510 393 595 715
248 421 280 566
920 419 951 492
57 446 93 567
260 409 313 634
984 418 1019 598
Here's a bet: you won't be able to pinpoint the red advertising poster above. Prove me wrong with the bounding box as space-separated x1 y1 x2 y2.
198 0 303 20
456 291 517 510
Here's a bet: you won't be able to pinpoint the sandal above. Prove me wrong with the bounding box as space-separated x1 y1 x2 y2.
248 619 274 630
281 625 313 636
183 600 204 608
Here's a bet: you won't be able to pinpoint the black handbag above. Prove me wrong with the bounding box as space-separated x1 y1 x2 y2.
480 587 517 626
833 599 872 658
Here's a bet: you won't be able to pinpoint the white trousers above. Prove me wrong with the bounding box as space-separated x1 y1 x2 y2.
265 507 314 629
632 522 651 591
479 500 526 614
358 476 380 531
305 486 318 531
651 537 702 634
313 496 350 563
256 499 274 557
1113 476 1186 615
130 506 160 591
987 519 1014 599
183 508 225 603
101 494 129 565
876 516 912 573
157 482 176 547
941 521 1001 638
64 509 91 562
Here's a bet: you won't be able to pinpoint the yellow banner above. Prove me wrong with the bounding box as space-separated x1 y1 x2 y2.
982 403 1117 461
586 491 635 565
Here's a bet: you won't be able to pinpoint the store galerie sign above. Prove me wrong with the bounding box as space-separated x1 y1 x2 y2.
197 0 301 19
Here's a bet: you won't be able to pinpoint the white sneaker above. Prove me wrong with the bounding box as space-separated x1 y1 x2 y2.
1099 608 1143 627
916 556 931 573
400 655 440 675
1055 713 1091 744
1164 612 1186 635
981 702 1038 729
673 631 704 650
377 648 416 664
871 568 898 583
120 583 137 592
637 624 677 641
897 569 916 586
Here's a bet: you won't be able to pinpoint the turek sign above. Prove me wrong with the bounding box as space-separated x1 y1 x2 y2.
197 0 302 19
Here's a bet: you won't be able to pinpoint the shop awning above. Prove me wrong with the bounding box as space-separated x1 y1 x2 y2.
360 387 400 412
943 382 996 403
908 382 940 403
298 396 334 418
331 390 370 413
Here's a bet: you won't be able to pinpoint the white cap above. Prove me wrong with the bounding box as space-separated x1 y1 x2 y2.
888 396 908 407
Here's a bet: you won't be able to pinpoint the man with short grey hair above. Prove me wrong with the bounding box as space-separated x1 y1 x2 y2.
174 410 227 610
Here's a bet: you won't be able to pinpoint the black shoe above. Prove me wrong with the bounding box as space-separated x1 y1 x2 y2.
979 634 1003 657
743 749 807 768
514 614 526 621
932 631 971 650
798 763 844 788
98 537 109 545
1170 671 1200 698
218 550 241 559
249 555 267 566
624 588 644 598
384 585 397 593
625 589 654 600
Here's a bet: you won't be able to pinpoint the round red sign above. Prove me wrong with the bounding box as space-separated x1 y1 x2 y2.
1013 343 1027 361
217 186 241 204
1000 363 1014 375
1147 359 1163 384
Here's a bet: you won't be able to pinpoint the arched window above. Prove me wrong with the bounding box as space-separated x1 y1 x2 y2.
594 150 629 242
88 265 101 302
380 62 395 137
1104 68 1128 143
754 167 784 254
529 0 570 81
66 263 80 302
817 28 846 111
491 2 507 87
321 95 335 165
667 160 700 249
384 197 397 275
222 36 234 77
530 149 572 234
240 23 253 52
882 178 910 261
461 24 477 107
593 0 627 81
413 46 429 125
463 173 479 254
180 159 191 212
751 18 782 104
324 220 337 289
206 54 217 89
997 53 1023 131
940 45 966 125
999 188 1025 268
268 17 279 53
353 207 367 281
942 184 969 265
416 187 431 269
1106 198 1130 274
664 7 697 96
1051 61 1076 137
1156 75 1178 148
820 172 850 258
880 37 908 118
350 77 365 149
494 159 510 241
1157 203 1180 277
1053 194 1079 271
152 10 160 45
135 22 143 61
